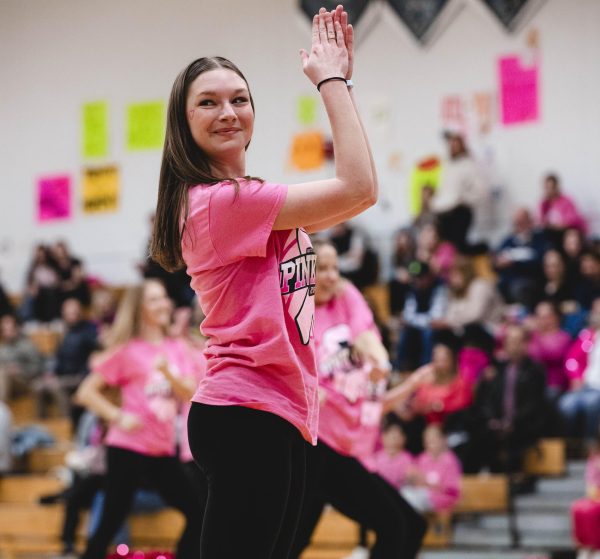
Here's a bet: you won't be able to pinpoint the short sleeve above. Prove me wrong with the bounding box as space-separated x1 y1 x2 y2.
93 345 128 387
171 340 206 382
340 282 378 339
208 180 287 264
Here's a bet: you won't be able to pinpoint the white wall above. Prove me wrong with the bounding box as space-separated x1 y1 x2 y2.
1 0 599 292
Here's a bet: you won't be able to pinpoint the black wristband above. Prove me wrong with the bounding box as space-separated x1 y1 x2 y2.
316 76 347 92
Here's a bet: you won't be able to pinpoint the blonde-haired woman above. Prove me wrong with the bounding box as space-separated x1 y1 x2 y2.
75 279 203 559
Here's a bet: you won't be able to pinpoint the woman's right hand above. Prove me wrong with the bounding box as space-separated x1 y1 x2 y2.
300 7 348 86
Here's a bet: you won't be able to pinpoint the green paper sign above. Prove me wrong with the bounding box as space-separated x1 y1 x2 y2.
127 101 165 151
82 101 109 158
298 95 318 126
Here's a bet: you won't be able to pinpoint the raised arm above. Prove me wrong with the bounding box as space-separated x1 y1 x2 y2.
273 7 376 231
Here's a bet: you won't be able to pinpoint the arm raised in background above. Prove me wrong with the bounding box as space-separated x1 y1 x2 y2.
273 7 376 232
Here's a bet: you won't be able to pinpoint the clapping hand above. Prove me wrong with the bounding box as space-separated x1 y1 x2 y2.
330 4 354 80
300 7 348 86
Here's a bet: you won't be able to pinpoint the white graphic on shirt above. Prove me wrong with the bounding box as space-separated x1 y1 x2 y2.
320 324 386 426
144 367 178 422
280 229 316 345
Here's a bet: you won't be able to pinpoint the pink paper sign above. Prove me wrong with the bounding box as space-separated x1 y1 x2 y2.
37 175 72 223
498 55 539 126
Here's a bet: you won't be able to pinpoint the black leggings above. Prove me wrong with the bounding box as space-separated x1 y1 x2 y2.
292 442 427 559
188 403 307 559
80 447 203 559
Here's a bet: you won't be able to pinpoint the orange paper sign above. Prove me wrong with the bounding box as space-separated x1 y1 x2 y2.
290 131 324 171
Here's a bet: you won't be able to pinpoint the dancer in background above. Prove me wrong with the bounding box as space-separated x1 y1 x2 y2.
150 5 376 557
292 240 427 559
75 279 203 559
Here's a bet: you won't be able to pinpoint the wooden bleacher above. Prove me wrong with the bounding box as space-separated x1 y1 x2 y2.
523 438 566 477
0 501 185 558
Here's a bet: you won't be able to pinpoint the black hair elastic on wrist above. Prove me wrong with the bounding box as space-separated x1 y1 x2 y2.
316 76 347 92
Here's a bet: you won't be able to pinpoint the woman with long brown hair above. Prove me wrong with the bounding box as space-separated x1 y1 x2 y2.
75 279 203 559
150 5 376 558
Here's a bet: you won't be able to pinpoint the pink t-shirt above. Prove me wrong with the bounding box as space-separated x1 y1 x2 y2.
528 329 572 391
586 454 600 491
96 338 197 457
373 449 414 489
315 281 384 466
182 179 318 444
179 343 207 463
415 450 462 512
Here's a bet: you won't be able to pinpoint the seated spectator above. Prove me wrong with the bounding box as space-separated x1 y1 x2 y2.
575 251 600 312
563 227 586 286
21 244 61 323
539 173 587 248
327 221 379 289
528 301 572 398
560 298 600 443
416 222 457 281
34 299 98 424
410 336 473 426
372 420 415 490
401 424 462 514
388 228 416 317
394 261 448 371
465 325 546 476
540 249 578 313
571 432 600 559
0 314 45 401
494 208 546 309
51 241 91 307
437 256 504 336
89 287 118 348
458 324 494 386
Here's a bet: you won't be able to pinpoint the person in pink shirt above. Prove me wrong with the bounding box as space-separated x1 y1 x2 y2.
416 222 457 281
292 241 427 559
402 424 462 513
560 298 600 442
373 421 415 490
539 173 588 247
571 432 600 558
527 300 572 397
75 279 203 559
411 340 474 425
148 7 377 558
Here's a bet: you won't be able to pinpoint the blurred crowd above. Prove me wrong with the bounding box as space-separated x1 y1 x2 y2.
0 131 599 557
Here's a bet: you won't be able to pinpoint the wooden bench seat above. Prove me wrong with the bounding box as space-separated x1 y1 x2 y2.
0 474 66 503
524 438 566 476
456 474 509 514
0 502 184 558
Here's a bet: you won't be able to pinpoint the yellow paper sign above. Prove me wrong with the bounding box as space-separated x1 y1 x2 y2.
82 165 119 214
127 101 165 151
409 157 441 216
290 131 324 171
82 101 109 158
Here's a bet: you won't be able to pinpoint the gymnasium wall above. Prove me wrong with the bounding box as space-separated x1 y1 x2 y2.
1 0 599 291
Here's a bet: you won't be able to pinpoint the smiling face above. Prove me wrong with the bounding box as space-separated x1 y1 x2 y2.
315 243 341 306
185 68 254 174
140 280 172 331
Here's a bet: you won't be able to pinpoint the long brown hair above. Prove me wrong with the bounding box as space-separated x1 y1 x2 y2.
150 57 256 272
104 279 168 348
